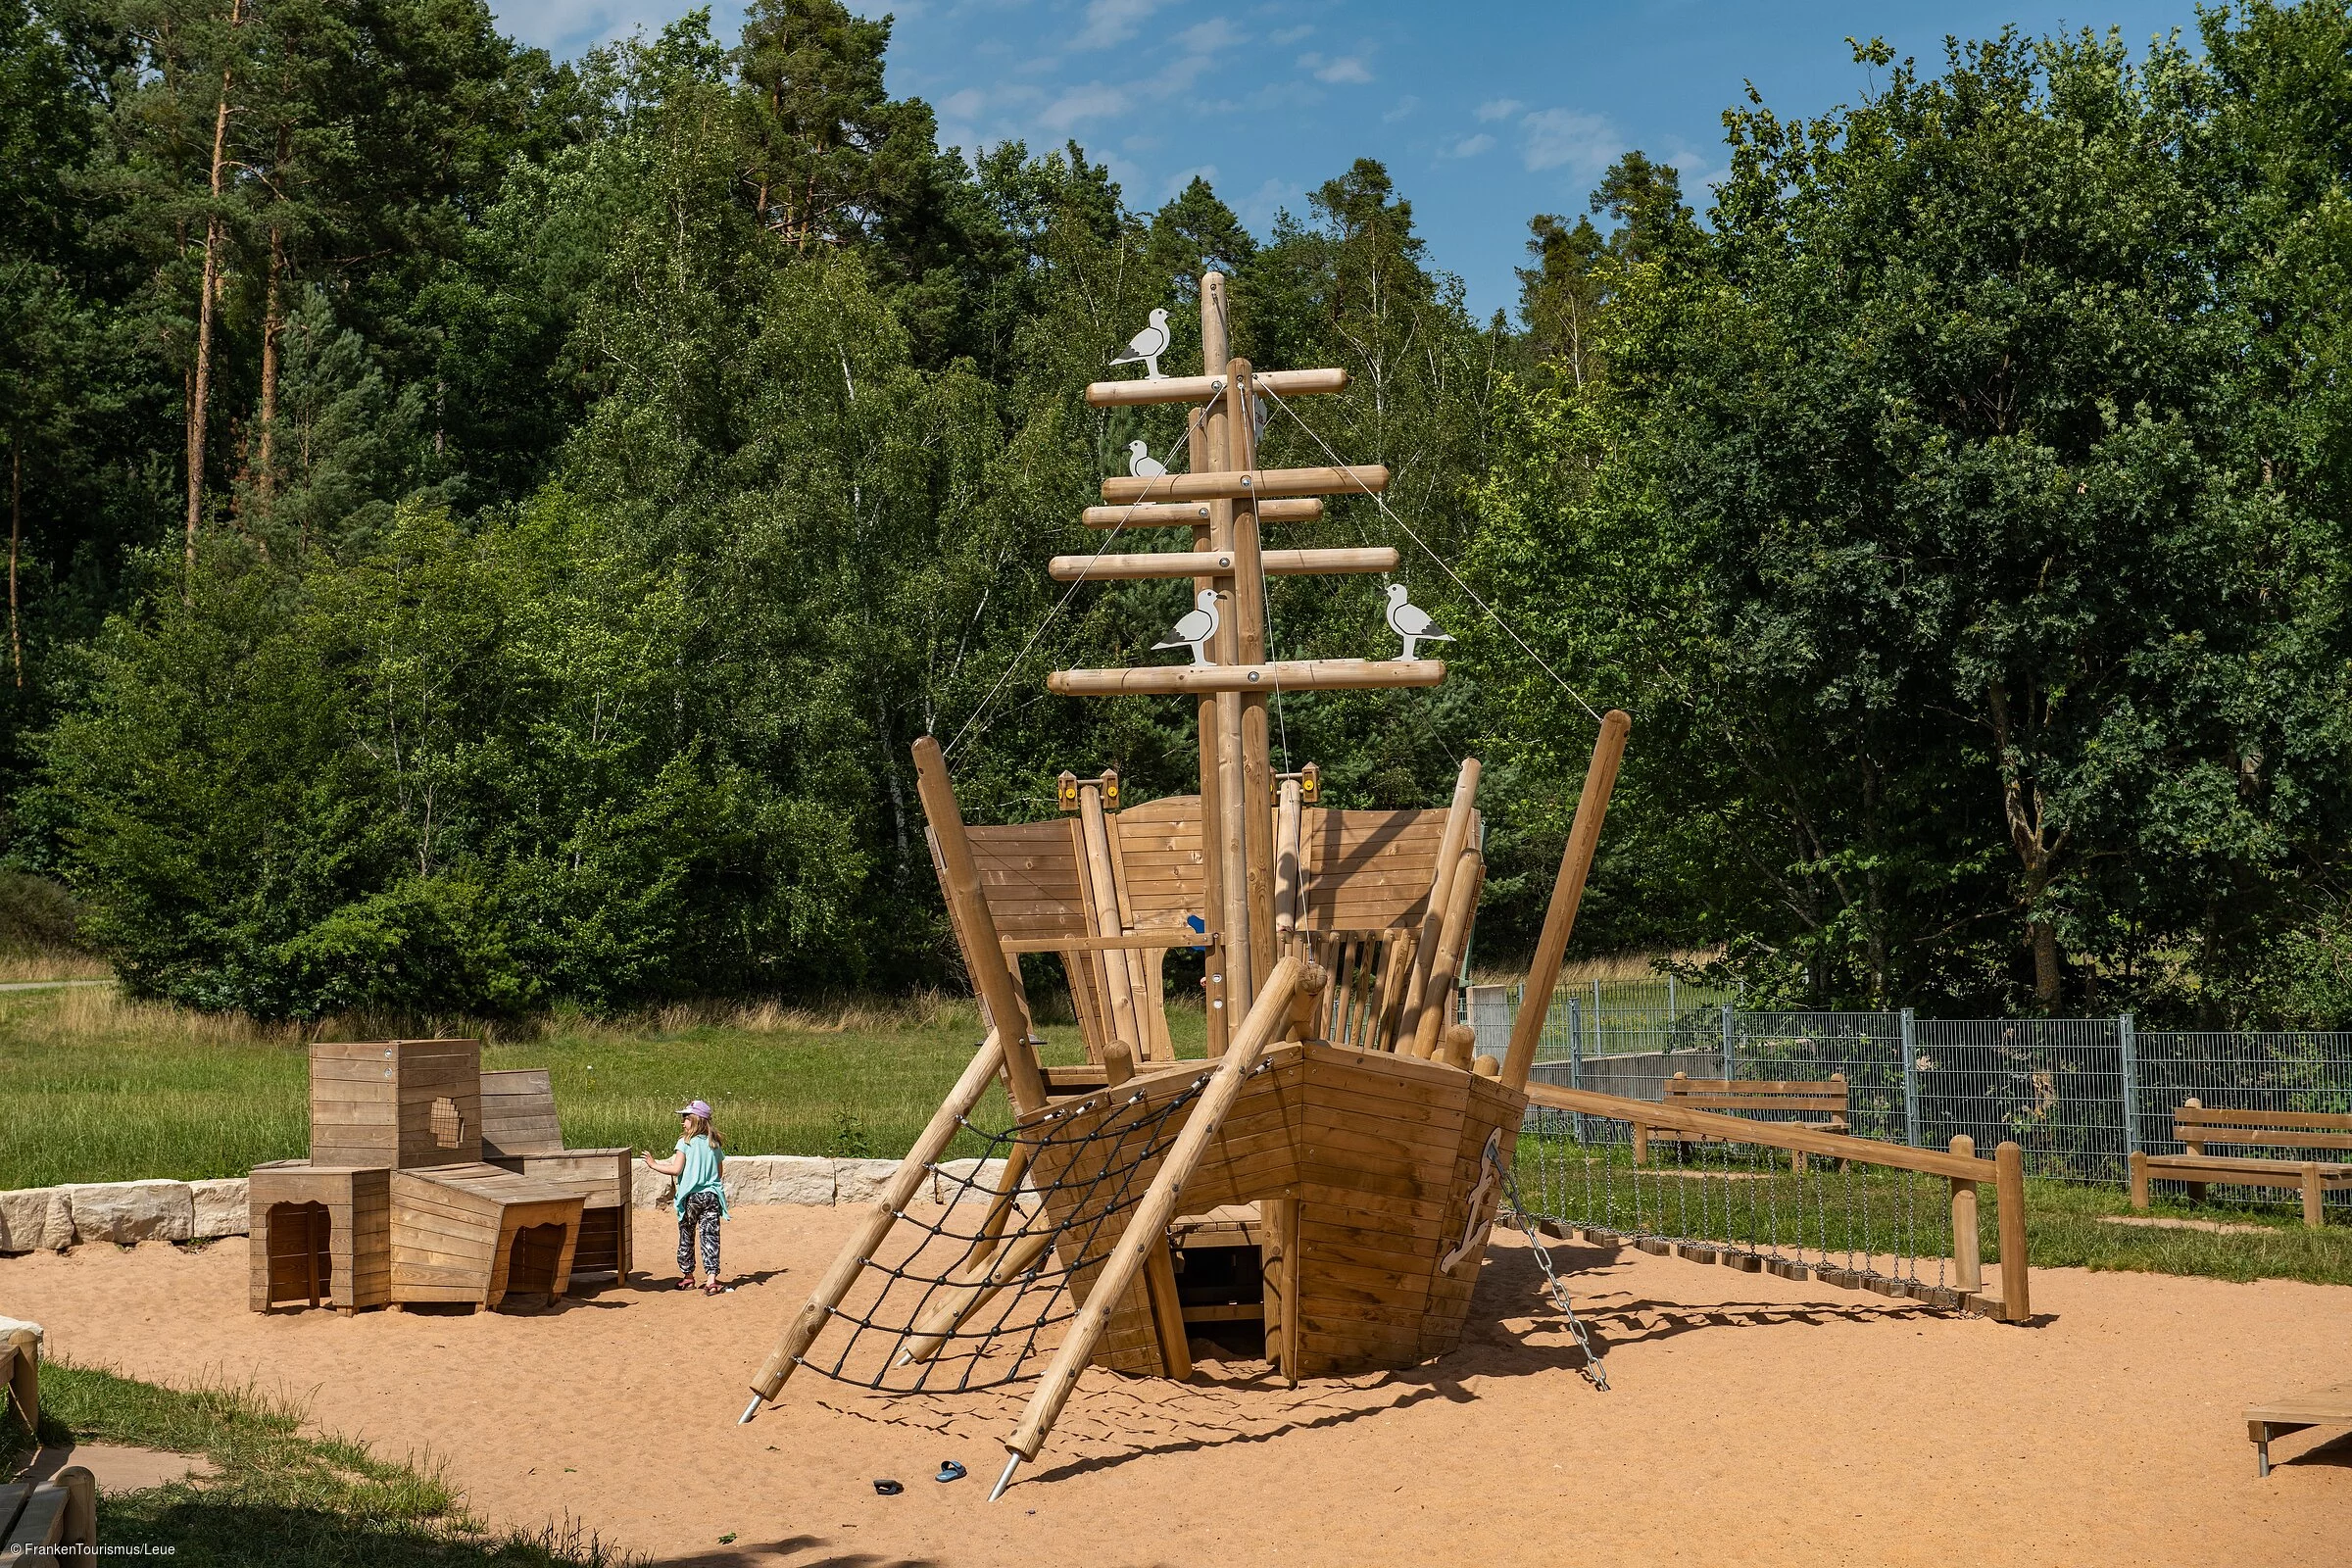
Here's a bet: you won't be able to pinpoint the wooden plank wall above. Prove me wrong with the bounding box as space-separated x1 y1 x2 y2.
480 1069 562 1156
247 1166 391 1312
1298 808 1459 932
310 1041 483 1171
390 1169 507 1304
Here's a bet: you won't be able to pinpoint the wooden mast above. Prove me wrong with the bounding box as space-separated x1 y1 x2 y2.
1225 358 1279 1009
1197 271 1235 1054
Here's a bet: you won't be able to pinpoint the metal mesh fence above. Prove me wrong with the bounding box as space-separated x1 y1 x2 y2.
1494 992 2352 1212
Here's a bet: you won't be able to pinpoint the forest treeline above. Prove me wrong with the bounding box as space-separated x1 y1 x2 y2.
3 0 2350 1024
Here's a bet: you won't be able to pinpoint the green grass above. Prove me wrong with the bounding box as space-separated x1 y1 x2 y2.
8 1361 624 1566
0 985 1210 1188
1513 1135 2352 1289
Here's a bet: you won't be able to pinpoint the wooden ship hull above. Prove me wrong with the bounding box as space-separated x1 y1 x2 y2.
960 789 1525 1379
1029 1038 1524 1377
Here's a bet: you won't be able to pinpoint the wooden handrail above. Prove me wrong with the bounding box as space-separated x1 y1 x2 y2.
1523 1081 1994 1181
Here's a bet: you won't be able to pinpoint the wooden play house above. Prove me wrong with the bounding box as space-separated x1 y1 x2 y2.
249 1041 631 1312
747 271 1635 1494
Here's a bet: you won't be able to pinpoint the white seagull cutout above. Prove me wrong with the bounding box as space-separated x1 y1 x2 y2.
1385 583 1452 662
1127 440 1166 479
1109 309 1171 379
1153 589 1221 665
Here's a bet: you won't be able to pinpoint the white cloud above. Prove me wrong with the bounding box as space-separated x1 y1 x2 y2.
1237 175 1301 228
1074 0 1170 51
1443 132 1494 160
1175 17 1243 53
1298 51 1373 84
1382 94 1418 123
939 87 986 121
1269 23 1312 45
1040 81 1130 132
1475 97 1523 122
1521 107 1621 177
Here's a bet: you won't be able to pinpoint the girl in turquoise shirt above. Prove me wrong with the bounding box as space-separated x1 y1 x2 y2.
641 1099 729 1294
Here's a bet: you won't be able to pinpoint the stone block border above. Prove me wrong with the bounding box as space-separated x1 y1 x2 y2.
0 1155 965 1254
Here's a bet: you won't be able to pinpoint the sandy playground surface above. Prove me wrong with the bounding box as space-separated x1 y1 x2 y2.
4 1202 2347 1567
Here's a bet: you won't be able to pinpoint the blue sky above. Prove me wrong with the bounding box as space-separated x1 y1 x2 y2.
490 0 2210 318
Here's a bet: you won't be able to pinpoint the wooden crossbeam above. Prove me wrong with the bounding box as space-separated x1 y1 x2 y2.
1048 659 1444 695
1100 465 1388 506
1081 499 1323 529
1000 929 1210 954
1048 547 1397 582
1085 368 1348 408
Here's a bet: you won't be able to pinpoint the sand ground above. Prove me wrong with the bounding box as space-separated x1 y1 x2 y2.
3 1202 2347 1566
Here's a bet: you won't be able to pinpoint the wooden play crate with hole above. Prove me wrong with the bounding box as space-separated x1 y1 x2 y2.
248 1162 392 1313
309 1039 483 1170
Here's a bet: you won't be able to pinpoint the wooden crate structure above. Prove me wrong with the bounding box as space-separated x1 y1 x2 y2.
309 1040 483 1171
247 1163 392 1313
479 1068 632 1279
389 1164 584 1309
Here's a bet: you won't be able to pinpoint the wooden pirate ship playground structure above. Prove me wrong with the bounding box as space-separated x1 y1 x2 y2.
740 272 2039 1498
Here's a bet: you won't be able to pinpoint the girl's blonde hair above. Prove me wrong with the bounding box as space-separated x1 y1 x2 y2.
681 1109 722 1148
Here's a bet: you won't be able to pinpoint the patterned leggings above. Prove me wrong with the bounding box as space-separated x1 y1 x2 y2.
677 1190 723 1278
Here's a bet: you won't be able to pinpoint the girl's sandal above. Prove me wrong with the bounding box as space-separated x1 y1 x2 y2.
703 1280 726 1297
673 1276 699 1292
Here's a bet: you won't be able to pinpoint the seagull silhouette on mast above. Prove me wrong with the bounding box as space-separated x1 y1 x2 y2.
1384 584 1452 661
1153 589 1221 665
1109 309 1171 379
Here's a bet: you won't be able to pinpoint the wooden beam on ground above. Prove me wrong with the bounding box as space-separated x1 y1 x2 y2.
1048 547 1397 582
1085 367 1348 408
1101 465 1389 507
912 737 1049 1113
1049 659 1444 696
1499 710 1631 1093
1081 498 1324 529
1000 957 1305 1483
744 1032 1007 1412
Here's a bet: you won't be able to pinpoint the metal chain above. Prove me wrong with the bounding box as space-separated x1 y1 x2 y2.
1491 1144 1610 1392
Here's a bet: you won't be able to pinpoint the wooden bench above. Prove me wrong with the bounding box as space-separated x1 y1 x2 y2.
2129 1100 2352 1228
1636 1073 1849 1172
1 1467 95 1561
2248 1379 2352 1476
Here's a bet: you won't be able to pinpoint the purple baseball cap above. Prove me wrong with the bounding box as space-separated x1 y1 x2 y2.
677 1099 712 1118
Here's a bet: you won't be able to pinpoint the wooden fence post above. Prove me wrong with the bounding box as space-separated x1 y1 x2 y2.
1947 1134 1981 1295
1994 1140 2030 1322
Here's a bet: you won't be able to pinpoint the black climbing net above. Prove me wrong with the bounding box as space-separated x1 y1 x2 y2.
796 1055 1266 1394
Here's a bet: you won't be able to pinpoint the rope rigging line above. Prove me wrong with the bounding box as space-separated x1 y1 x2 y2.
1254 381 1608 727
1491 1138 1608 1391
789 1058 1273 1395
940 387 1223 763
